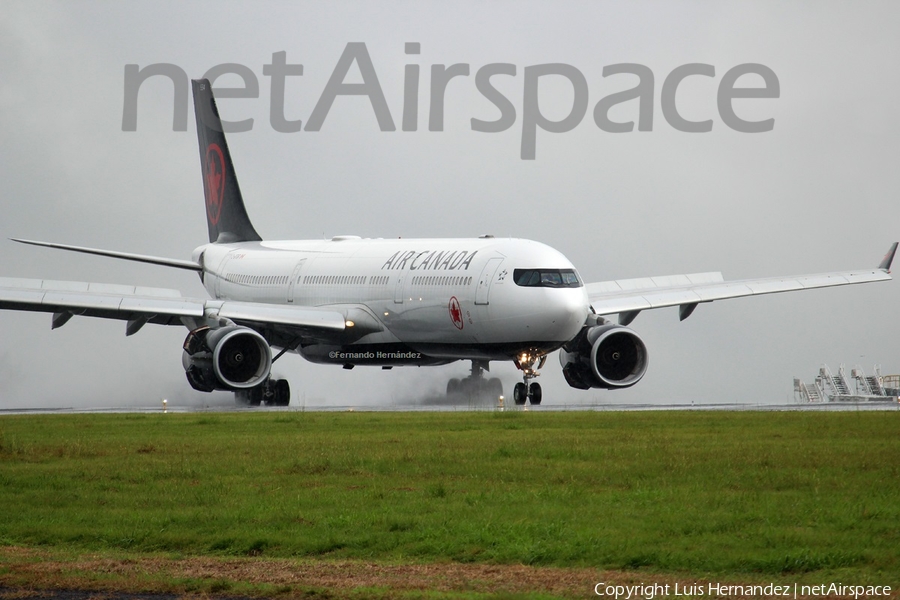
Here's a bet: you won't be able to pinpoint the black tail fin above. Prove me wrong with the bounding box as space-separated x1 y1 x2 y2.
192 78 262 244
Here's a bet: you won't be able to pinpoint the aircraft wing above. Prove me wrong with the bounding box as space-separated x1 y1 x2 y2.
586 243 897 324
0 277 346 337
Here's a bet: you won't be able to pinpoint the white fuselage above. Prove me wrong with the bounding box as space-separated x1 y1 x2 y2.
195 236 590 366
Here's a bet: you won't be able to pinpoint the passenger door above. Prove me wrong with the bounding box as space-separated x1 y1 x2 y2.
475 257 504 305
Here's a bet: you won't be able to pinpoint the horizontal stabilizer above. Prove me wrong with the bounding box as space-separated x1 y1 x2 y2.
11 238 202 271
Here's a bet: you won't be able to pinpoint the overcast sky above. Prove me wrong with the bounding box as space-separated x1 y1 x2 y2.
1 1 898 409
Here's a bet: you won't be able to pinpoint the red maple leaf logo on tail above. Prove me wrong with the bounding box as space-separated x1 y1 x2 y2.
204 143 226 226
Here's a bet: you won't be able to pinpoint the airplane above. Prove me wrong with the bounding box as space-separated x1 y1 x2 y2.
0 78 895 407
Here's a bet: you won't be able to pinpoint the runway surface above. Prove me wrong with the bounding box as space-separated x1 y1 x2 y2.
2 400 898 415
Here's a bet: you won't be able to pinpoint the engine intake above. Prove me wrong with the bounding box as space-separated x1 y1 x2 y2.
182 326 272 392
559 324 648 390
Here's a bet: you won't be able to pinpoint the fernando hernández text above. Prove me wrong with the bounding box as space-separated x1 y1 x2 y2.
594 582 892 599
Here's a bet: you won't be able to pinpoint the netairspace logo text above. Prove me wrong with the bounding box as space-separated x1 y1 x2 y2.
122 43 779 160
594 582 892 599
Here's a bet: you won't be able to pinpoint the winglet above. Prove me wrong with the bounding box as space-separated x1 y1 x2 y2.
878 242 898 272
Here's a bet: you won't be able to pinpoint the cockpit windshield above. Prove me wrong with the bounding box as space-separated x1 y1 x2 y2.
513 268 582 288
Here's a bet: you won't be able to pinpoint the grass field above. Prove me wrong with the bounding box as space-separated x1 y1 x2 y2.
0 410 898 598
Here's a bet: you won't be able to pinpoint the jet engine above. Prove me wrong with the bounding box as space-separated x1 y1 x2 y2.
559 323 648 390
182 326 273 392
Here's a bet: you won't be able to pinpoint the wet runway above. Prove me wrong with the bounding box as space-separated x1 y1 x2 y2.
2 400 898 415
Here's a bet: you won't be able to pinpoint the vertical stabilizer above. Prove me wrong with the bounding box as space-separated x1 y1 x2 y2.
192 78 262 244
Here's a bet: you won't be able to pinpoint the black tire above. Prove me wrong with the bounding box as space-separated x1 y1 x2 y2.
447 378 461 397
274 379 291 406
529 382 542 405
513 382 527 405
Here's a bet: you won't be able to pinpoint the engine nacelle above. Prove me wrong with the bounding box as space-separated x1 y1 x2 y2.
559 324 648 390
182 326 273 392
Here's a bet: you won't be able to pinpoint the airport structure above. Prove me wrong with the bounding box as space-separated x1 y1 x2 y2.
794 364 900 403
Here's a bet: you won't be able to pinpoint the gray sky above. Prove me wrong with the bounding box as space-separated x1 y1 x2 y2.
1 1 898 409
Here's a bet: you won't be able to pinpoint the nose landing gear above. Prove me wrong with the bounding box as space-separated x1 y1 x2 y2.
513 351 546 406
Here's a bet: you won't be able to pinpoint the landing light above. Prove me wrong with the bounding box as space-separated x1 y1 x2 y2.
345 320 355 327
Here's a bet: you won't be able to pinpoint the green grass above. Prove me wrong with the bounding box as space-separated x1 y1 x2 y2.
0 410 898 587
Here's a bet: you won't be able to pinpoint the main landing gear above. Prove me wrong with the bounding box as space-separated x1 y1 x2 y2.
513 351 546 406
235 377 291 407
446 360 503 402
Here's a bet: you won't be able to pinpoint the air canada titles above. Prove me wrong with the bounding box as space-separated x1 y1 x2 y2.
381 249 478 271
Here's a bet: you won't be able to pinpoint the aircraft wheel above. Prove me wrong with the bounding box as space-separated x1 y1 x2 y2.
274 379 291 406
447 378 461 397
513 382 527 405
529 382 542 405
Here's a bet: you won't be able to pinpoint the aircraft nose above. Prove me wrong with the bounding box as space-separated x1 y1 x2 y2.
557 288 591 336
528 288 589 341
